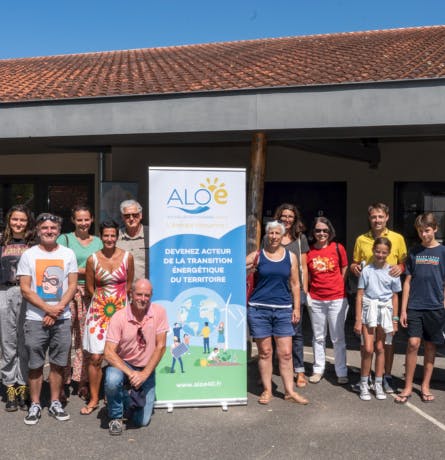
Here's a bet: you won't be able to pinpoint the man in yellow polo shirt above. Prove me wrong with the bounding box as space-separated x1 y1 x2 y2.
350 202 407 394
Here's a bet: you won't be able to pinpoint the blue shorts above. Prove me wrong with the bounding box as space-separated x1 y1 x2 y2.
407 308 445 345
247 306 294 338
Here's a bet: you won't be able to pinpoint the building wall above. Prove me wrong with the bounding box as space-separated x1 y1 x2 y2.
110 139 445 254
2 141 442 254
0 152 100 229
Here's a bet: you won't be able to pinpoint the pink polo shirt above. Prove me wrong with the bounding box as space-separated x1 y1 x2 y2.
106 302 169 367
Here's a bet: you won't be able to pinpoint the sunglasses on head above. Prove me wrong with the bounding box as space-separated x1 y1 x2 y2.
36 213 62 224
137 327 146 349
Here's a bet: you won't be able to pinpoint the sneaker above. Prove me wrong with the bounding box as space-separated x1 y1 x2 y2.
337 376 349 385
5 385 18 412
359 381 372 401
308 373 323 384
48 400 70 421
24 403 41 425
16 385 29 411
109 419 123 436
383 375 395 394
350 382 361 393
374 382 387 400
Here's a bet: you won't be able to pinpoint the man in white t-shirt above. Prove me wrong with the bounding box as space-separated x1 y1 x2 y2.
18 213 78 425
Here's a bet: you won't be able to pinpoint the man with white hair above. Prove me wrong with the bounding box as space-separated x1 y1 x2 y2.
17 213 78 425
117 199 148 281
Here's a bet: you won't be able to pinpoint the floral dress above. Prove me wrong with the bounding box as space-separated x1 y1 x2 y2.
82 251 129 354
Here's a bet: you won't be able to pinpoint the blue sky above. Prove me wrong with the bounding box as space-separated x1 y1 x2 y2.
1 0 444 59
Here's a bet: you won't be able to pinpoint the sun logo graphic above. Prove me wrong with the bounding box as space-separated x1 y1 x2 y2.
166 177 228 214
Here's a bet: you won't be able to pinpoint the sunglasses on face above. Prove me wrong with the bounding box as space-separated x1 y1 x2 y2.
314 228 329 234
123 213 140 219
137 327 146 349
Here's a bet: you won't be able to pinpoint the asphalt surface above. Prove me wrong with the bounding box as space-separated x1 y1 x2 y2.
1 316 445 460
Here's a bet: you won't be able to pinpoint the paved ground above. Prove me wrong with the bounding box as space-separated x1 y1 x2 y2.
1 317 445 460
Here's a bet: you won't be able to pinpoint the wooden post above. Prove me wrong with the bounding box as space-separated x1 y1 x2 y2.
246 132 267 254
246 132 266 361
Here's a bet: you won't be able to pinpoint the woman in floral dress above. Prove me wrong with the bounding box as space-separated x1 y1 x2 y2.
81 220 134 414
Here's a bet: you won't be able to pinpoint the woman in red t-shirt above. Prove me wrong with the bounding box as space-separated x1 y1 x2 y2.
306 217 349 385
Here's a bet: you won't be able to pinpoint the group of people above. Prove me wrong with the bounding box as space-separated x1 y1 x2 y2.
1 197 445 434
247 202 445 406
0 199 168 436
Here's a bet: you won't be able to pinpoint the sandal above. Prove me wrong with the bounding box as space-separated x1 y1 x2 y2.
295 373 307 388
394 394 411 404
420 392 435 403
284 393 309 405
258 391 272 405
80 404 99 415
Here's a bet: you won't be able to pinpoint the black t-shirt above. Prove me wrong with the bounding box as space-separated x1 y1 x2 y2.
406 244 445 310
0 238 28 284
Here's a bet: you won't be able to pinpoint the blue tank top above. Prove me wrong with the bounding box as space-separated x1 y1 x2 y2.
248 249 292 308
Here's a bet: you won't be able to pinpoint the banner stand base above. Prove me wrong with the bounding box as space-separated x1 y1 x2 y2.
156 398 247 413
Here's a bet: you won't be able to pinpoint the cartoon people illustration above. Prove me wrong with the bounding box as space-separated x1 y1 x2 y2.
183 333 191 354
170 336 185 373
37 265 64 300
200 322 211 353
208 347 221 364
173 322 182 343
217 321 225 350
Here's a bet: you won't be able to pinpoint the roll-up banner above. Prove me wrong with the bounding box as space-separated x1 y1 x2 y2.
149 167 247 408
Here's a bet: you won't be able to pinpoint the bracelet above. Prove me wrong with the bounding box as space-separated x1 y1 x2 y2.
392 316 400 322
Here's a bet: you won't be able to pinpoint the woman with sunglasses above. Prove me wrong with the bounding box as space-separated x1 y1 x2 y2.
273 203 309 388
81 220 134 414
247 220 309 405
306 217 349 385
0 205 36 412
57 204 103 401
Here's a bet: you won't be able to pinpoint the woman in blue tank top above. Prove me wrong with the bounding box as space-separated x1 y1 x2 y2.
247 220 309 405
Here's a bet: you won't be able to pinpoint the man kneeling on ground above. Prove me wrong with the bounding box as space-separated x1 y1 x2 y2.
104 278 168 435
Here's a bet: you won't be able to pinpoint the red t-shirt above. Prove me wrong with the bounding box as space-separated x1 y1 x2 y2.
307 242 348 301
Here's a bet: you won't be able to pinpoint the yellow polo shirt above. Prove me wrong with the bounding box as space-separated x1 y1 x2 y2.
352 229 407 266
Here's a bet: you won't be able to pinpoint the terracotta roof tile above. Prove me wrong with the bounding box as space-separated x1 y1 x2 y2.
1 25 445 103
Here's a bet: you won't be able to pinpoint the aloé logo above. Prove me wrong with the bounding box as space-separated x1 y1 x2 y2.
166 177 228 214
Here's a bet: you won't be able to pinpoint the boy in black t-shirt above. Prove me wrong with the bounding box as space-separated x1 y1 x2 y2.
396 213 445 404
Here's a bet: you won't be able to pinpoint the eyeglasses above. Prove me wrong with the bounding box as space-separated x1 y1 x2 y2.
280 214 295 220
36 213 62 224
137 327 146 349
314 228 329 234
123 213 140 219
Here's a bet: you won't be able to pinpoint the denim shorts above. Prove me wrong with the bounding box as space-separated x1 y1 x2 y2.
407 308 445 345
24 319 72 369
247 306 294 338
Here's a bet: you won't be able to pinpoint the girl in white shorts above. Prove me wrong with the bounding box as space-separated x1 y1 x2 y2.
354 237 401 400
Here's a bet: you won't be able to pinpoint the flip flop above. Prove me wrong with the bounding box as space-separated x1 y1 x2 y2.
80 404 99 415
284 393 309 405
258 391 272 405
420 392 435 403
394 394 411 404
